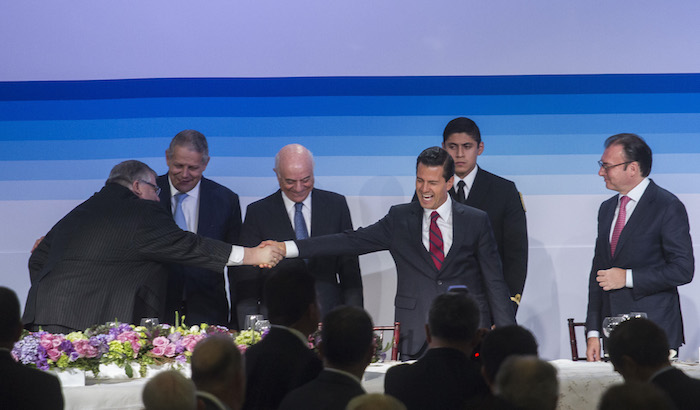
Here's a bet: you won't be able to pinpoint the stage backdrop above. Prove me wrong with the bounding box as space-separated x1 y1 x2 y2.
2 1 700 361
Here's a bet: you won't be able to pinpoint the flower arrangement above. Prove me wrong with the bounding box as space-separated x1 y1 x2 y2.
11 319 261 378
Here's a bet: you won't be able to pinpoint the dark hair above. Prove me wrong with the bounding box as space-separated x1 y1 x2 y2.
321 306 374 367
105 160 157 188
428 292 480 342
599 382 674 410
604 133 652 177
607 318 669 369
264 263 316 326
481 325 538 383
416 147 455 182
166 129 210 164
443 117 482 144
191 335 242 391
0 286 20 344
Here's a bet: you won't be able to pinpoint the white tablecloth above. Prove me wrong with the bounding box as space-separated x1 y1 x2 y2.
61 360 700 410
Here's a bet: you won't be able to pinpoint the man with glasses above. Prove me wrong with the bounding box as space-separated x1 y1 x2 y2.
585 133 694 361
157 130 242 328
22 160 281 334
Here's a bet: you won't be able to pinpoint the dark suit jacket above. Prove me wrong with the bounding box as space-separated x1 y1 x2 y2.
278 369 365 410
384 347 489 410
651 366 700 410
455 168 528 309
243 327 322 410
234 189 361 325
157 175 241 326
586 180 694 349
23 183 232 331
0 350 64 410
295 200 516 356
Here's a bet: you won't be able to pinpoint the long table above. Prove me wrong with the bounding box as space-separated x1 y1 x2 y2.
61 360 700 410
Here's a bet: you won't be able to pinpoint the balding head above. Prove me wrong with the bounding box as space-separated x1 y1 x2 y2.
274 144 315 203
142 370 197 410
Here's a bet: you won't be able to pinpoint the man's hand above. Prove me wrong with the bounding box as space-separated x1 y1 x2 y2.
596 268 626 291
242 243 284 268
31 236 45 253
260 240 286 255
586 336 601 361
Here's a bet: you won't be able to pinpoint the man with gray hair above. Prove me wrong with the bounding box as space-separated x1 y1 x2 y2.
156 129 242 327
23 160 282 333
142 370 198 410
234 143 362 327
494 355 558 410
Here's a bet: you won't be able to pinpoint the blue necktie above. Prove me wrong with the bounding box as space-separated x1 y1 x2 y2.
174 192 188 231
294 202 309 240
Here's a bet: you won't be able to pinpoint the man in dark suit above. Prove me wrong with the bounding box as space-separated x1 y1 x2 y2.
157 129 242 327
441 117 528 312
22 160 281 333
586 133 694 361
234 143 361 327
192 335 245 410
271 147 515 358
279 306 373 410
243 265 322 410
1 286 64 410
384 292 489 410
607 317 700 410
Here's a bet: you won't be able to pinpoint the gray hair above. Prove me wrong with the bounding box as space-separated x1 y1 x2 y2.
166 129 210 164
495 355 559 410
106 160 157 188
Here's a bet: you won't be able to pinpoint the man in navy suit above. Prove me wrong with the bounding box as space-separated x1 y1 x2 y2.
607 317 700 410
233 144 362 327
272 147 515 358
586 133 694 360
441 117 528 312
157 130 242 327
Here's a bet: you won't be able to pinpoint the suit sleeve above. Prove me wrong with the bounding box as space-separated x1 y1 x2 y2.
501 183 528 300
335 197 363 289
631 198 694 298
586 204 610 333
477 214 516 326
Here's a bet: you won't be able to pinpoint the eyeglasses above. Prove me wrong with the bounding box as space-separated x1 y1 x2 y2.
597 160 632 171
139 180 162 196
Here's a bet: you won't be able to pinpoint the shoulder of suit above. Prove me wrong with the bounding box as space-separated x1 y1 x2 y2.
452 200 489 218
477 168 518 188
246 190 282 211
200 177 239 197
311 187 347 201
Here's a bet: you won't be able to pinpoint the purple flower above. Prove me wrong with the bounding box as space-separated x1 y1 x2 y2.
175 355 187 364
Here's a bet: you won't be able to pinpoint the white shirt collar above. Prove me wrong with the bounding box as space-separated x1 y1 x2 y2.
621 177 650 203
281 190 312 214
454 164 478 191
423 195 453 222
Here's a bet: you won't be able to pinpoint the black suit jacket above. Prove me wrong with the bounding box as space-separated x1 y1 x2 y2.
456 168 528 308
279 369 365 410
0 350 64 410
651 366 700 410
384 347 489 410
234 189 361 325
157 175 241 326
295 200 516 356
586 180 694 348
243 327 322 410
23 183 232 331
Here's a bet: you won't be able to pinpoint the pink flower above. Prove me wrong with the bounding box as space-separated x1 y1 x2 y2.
164 344 176 357
182 335 204 352
237 344 248 353
151 346 165 356
46 348 62 362
152 337 169 348
73 340 98 358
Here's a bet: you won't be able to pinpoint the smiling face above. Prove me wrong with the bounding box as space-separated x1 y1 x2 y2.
598 143 641 195
442 132 484 179
166 145 209 193
275 145 315 203
416 163 454 210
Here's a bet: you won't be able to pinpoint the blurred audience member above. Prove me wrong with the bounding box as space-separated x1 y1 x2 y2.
599 382 675 410
192 335 245 410
346 393 407 410
142 369 197 410
494 355 558 410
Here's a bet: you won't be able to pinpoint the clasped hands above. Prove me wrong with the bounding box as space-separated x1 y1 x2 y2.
243 240 287 268
596 267 626 291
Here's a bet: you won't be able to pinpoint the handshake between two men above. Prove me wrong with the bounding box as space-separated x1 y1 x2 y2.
245 240 287 268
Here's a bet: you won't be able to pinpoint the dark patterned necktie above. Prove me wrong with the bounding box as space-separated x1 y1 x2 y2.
429 211 444 270
456 180 466 203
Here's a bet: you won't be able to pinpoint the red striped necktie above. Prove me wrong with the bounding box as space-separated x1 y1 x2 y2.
610 195 630 256
429 211 445 270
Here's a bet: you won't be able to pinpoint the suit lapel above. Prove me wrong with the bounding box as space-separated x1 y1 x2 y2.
441 199 463 274
197 178 213 236
409 202 439 275
613 180 657 260
465 168 488 208
309 189 324 237
272 190 296 238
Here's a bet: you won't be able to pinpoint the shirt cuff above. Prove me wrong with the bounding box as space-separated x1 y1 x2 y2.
226 245 244 266
626 269 633 288
587 330 600 339
284 240 299 258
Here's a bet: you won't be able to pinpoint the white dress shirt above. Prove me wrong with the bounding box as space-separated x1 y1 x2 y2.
421 199 454 256
453 164 478 197
167 177 201 233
